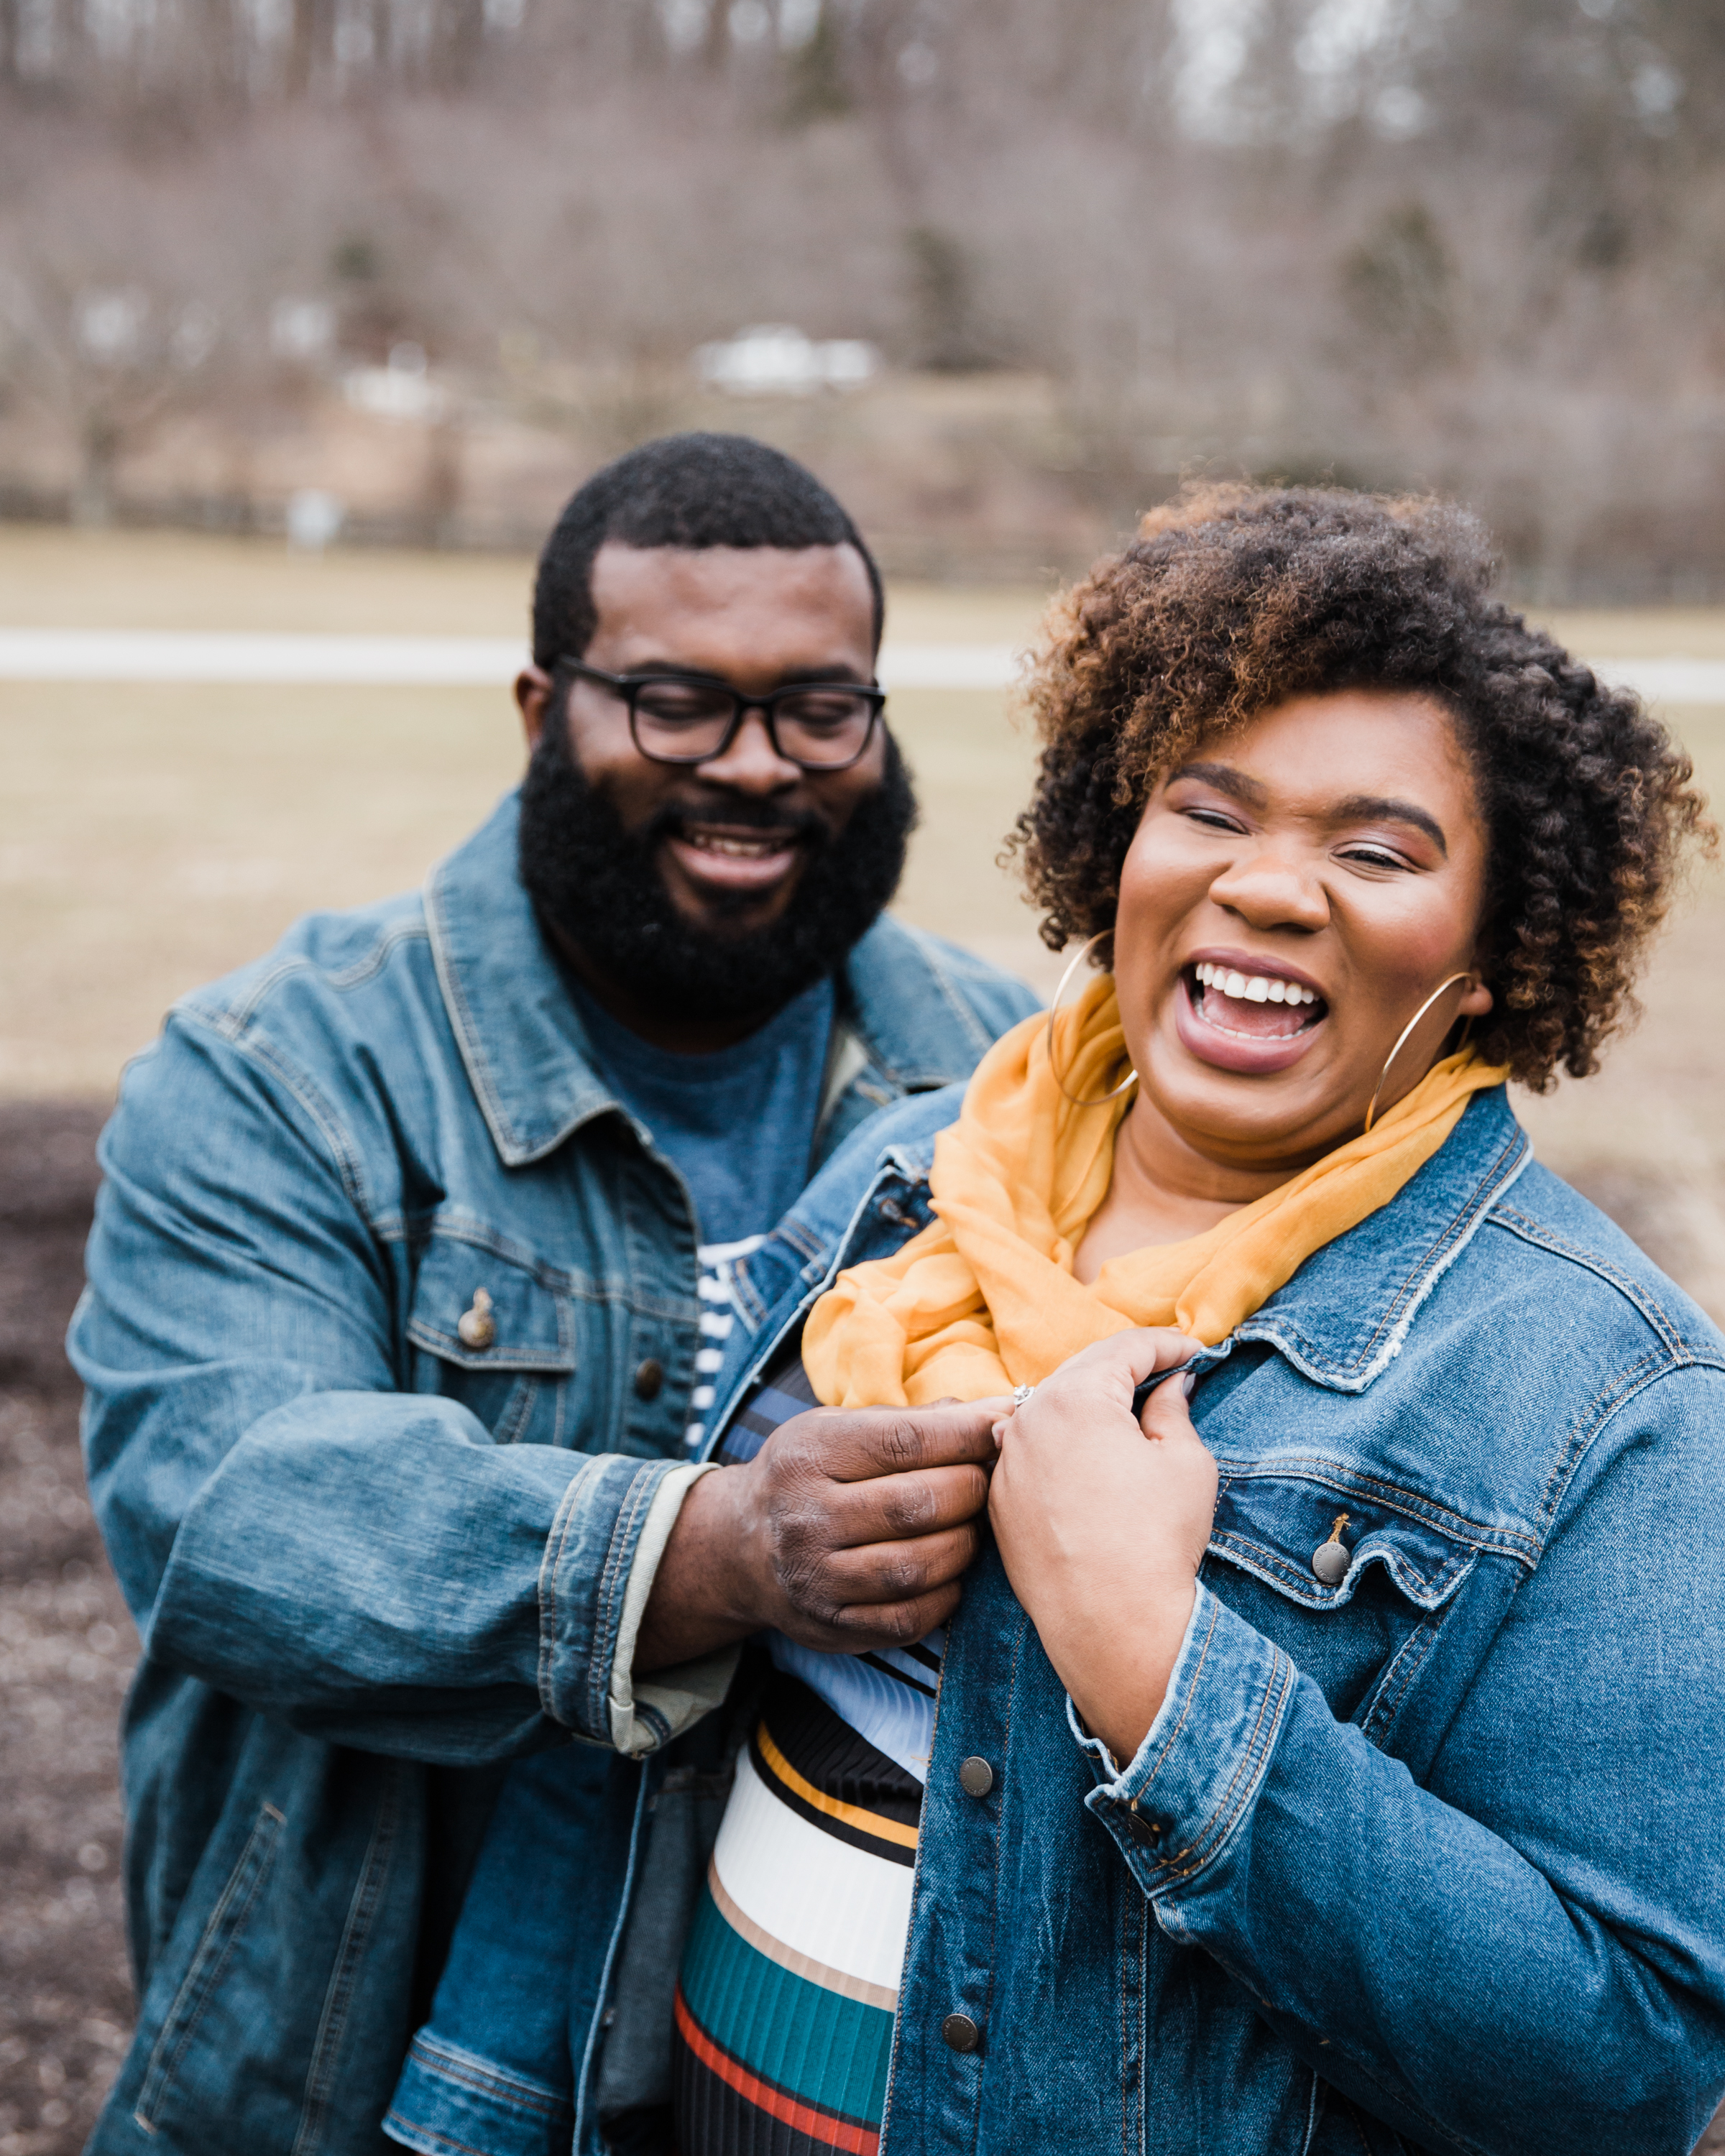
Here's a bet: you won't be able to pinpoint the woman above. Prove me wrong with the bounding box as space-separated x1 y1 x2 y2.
666 485 1724 2156
390 484 1725 2156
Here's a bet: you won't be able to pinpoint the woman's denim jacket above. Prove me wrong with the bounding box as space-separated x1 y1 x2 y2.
635 1079 1724 2156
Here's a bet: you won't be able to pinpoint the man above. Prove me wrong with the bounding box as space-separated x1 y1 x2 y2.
71 433 1037 2153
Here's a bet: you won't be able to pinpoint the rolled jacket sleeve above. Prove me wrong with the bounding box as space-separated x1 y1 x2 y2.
542 1455 740 1757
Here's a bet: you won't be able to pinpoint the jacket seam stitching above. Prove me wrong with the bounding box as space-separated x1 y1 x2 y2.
586 1462 662 1741
1149 1644 1293 1881
135 1802 284 2129
1490 1204 1691 1350
538 1455 602 1720
291 1770 401 2156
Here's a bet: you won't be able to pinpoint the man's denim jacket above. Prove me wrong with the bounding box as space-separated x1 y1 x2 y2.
686 1082 1724 2156
67 793 1038 2156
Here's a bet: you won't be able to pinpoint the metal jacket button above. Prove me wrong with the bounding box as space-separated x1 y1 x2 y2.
633 1358 665 1401
1125 1807 1162 1847
941 2012 981 2054
957 1756 993 1798
1312 1511 1353 1585
456 1289 496 1350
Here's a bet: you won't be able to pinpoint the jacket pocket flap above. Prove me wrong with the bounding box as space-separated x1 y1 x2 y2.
407 1233 575 1373
1209 1473 1478 1613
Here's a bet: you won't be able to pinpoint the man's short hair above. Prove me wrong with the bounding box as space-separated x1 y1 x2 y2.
532 432 885 669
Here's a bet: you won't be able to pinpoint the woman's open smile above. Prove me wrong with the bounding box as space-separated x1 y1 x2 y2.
1176 948 1330 1072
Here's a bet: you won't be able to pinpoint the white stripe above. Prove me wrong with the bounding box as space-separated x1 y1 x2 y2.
711 1748 913 1998
768 1635 937 1783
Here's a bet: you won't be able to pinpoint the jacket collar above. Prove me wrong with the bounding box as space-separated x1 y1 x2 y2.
425 792 995 1169
869 1083 1531 1395
1236 1086 1530 1391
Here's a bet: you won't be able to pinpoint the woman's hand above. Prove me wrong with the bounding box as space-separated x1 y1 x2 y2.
989 1330 1216 1768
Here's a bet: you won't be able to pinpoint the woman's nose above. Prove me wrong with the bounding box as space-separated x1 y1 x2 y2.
1208 846 1330 931
694 708 804 793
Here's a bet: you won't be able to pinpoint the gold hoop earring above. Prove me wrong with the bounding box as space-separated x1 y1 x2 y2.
1362 972 1475 1133
1046 932 1138 1108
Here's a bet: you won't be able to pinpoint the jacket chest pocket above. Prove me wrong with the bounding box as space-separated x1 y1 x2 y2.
1202 1473 1480 1741
405 1230 576 1447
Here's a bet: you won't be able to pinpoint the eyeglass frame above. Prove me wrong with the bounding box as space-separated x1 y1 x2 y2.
555 658 887 772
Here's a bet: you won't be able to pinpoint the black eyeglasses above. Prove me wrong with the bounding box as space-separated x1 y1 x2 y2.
561 659 886 772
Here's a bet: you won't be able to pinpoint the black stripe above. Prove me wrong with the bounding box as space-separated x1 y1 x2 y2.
761 1671 923 1821
901 1641 942 1674
858 1653 937 1700
749 1724 916 1869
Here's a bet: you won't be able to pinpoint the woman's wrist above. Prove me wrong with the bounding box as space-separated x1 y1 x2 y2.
1046 1575 1198 1769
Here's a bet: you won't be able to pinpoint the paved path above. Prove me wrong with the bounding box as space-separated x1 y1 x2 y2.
0 630 1721 702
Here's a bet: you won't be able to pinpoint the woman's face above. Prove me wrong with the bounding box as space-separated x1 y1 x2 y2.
1111 689 1496 1173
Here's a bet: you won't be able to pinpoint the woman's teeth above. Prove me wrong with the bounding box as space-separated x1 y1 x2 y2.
1193 960 1320 1006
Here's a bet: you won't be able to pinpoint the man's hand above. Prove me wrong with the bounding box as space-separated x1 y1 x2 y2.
635 1399 1008 1672
988 1330 1214 1769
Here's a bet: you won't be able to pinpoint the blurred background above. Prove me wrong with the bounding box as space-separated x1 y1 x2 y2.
3 4 1725 2149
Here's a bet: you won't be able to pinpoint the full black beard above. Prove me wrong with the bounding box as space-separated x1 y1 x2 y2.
518 721 919 1023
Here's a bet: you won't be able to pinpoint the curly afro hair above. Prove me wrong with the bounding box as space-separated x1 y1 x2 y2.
1011 483 1714 1090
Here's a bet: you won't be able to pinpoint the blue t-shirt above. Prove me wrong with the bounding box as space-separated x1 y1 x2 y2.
569 972 835 1453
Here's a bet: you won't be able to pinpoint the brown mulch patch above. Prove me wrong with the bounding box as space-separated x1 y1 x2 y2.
0 1102 134 2156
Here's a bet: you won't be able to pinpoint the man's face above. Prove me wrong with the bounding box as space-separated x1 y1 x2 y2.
515 538 917 1033
519 540 886 938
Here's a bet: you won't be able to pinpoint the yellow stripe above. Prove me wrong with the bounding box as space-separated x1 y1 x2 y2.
755 1722 920 1851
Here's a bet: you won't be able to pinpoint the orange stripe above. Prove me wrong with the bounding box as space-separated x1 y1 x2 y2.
673 1986 880 2156
756 1723 919 1851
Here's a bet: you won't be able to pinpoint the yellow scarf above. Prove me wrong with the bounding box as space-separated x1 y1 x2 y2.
803 976 1506 1406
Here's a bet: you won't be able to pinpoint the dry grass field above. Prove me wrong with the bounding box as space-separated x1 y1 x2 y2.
1 525 1724 2152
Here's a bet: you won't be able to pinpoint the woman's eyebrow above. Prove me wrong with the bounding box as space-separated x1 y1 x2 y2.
1333 793 1449 856
1172 760 1267 806
1173 764 1449 855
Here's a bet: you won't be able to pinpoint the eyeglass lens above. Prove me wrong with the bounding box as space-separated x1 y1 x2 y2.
630 677 876 768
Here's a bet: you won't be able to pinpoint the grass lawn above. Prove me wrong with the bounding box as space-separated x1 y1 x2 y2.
3 523 1721 1314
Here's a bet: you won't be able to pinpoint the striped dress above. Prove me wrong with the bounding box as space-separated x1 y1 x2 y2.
672 1353 940 2156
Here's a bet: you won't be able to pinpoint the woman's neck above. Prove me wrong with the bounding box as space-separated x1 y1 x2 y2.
1071 1093 1297 1284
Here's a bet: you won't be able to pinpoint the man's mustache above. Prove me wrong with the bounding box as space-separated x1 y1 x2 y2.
638 793 832 848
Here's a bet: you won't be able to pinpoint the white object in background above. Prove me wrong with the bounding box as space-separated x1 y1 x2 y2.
270 299 336 363
285 491 346 553
343 342 446 421
694 325 879 396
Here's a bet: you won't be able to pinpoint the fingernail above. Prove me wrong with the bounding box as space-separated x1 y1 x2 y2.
1182 1372 1197 1399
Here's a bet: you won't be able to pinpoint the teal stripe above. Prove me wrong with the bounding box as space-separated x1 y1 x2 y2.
680 1884 893 2128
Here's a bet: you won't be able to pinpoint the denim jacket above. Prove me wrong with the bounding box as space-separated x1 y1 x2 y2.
67 791 1038 2156
689 1079 1725 2156
394 1077 1725 2156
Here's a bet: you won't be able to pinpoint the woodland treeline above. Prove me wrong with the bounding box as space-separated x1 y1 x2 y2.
1 0 1722 594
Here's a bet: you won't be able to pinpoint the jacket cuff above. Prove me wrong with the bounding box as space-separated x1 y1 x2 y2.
536 1452 721 1749
1070 1583 1297 1897
608 1461 737 1756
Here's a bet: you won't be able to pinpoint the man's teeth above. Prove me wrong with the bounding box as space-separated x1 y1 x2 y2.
686 832 787 859
1193 960 1320 1006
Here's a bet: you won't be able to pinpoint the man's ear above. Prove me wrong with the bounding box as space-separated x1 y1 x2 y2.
515 665 556 754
